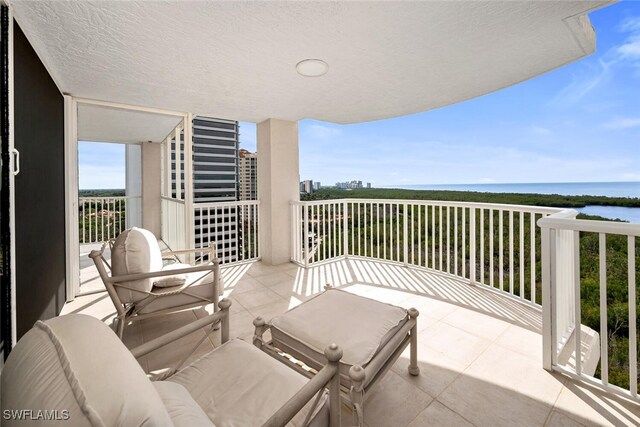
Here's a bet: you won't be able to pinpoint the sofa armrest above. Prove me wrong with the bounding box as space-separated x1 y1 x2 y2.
262 344 343 427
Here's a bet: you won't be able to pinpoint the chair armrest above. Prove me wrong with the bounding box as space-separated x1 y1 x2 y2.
262 344 343 427
164 247 219 257
107 263 218 284
130 299 231 358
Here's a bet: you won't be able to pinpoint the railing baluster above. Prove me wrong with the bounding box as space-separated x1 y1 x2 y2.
499 210 504 291
323 204 327 261
432 206 436 270
383 203 387 260
446 206 451 273
439 206 443 271
82 200 86 244
480 208 484 285
370 203 374 259
462 207 466 278
410 204 414 265
377 203 381 259
574 230 582 377
490 209 494 288
404 203 409 265
629 235 637 397
531 213 536 303
599 233 608 386
520 211 525 299
396 203 400 262
454 207 458 276
303 204 309 267
470 208 476 283
351 203 355 258
418 204 422 267
509 210 514 295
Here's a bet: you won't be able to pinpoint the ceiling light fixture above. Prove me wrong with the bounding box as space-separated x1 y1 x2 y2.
296 59 329 77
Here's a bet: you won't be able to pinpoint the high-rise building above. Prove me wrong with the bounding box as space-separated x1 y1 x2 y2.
366 182 371 189
301 180 314 193
239 149 257 200
314 182 321 190
171 116 240 260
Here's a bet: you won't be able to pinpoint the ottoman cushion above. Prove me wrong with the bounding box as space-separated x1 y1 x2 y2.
270 288 408 384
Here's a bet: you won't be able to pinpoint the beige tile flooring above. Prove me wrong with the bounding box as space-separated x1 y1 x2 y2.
61 258 640 427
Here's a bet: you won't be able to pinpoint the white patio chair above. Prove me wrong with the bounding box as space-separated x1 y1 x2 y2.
1 300 344 427
89 226 221 339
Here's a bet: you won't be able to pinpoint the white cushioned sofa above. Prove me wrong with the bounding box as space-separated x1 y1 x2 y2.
1 300 344 427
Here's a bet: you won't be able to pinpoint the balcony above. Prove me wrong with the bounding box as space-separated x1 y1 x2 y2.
64 197 640 426
5 1 638 425
62 256 640 426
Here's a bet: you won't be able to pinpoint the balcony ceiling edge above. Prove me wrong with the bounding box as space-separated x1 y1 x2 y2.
12 1 614 124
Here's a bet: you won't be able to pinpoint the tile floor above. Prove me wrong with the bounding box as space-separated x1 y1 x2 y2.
61 258 640 427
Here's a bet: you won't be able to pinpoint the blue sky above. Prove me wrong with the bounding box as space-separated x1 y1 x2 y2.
80 1 640 189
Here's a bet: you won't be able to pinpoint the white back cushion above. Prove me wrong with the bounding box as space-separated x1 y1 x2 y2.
111 227 164 303
1 314 173 426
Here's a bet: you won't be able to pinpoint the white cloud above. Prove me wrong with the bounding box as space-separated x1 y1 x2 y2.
602 117 640 130
551 59 611 108
617 37 640 60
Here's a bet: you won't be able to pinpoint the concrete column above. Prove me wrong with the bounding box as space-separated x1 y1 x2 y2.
257 119 299 265
125 144 142 229
141 142 162 237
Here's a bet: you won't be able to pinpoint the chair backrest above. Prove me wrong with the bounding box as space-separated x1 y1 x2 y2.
111 227 164 303
1 314 173 426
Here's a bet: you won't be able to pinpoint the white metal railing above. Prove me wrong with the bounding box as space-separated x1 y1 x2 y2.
292 198 640 402
539 212 640 403
79 196 141 244
292 199 561 307
161 196 187 252
194 200 260 264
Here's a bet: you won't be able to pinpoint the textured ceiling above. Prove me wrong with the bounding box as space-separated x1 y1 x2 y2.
78 104 182 144
13 1 612 124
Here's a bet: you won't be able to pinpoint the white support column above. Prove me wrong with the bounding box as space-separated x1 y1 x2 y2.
63 95 79 302
183 114 195 253
257 119 299 265
125 144 142 229
141 142 161 236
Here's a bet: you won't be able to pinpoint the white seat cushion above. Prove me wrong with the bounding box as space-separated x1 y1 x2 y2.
154 381 214 427
270 288 408 385
138 268 214 314
111 227 164 303
169 339 326 427
1 314 173 427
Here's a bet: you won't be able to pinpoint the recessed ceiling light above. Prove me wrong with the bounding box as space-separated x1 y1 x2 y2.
296 59 329 77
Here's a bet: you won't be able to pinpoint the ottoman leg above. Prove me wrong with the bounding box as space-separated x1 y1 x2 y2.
349 365 366 427
408 308 420 376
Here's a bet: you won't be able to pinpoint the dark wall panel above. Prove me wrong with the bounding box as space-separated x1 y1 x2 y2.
13 21 65 338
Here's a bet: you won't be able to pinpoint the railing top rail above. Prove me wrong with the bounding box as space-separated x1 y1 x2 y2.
538 215 640 236
161 196 186 204
291 198 564 214
79 196 140 201
194 200 260 208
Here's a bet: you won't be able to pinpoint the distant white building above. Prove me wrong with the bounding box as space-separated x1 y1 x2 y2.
300 179 314 193
239 149 257 200
314 182 321 190
366 182 371 189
